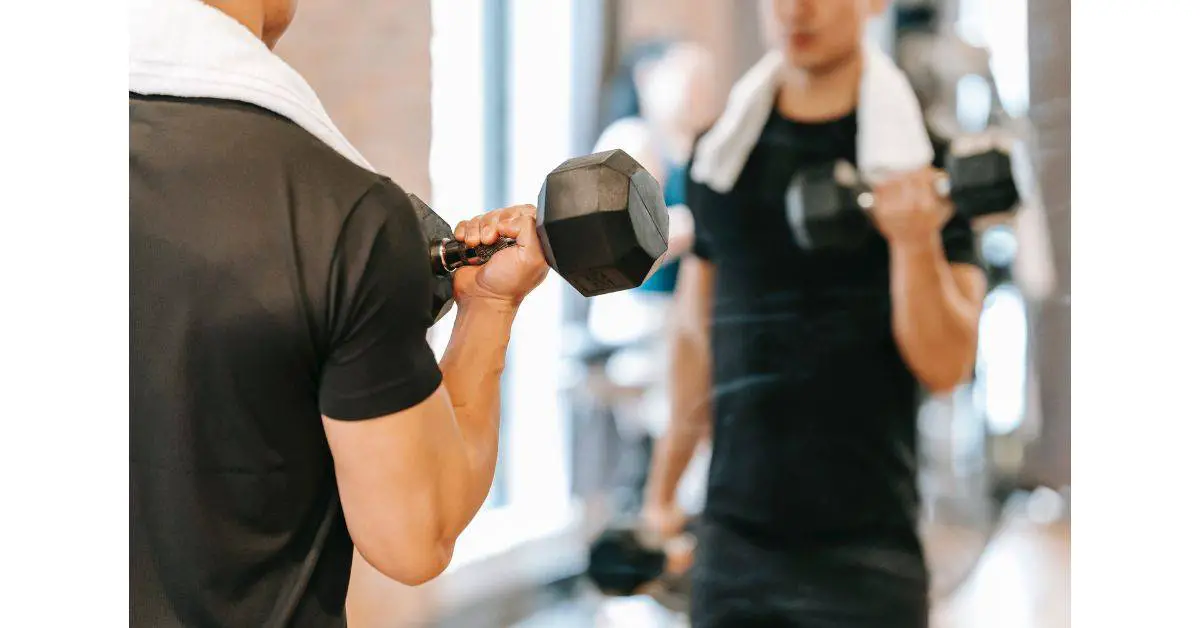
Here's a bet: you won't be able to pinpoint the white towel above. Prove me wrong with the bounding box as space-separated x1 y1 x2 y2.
129 0 375 173
690 44 933 193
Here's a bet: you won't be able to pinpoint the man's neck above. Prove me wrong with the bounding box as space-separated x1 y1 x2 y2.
775 50 864 122
204 0 266 42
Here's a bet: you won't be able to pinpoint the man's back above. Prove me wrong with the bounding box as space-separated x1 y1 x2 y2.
130 94 414 627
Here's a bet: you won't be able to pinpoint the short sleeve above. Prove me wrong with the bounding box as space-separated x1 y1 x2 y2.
685 167 716 261
319 180 443 420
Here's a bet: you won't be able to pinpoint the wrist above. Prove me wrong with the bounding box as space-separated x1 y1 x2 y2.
887 232 943 259
644 491 677 511
455 296 520 320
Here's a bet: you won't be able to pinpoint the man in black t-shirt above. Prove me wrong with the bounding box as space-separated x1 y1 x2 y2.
131 1 549 626
641 1 987 626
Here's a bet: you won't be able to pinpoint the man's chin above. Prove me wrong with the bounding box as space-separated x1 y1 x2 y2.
784 49 828 70
783 48 856 75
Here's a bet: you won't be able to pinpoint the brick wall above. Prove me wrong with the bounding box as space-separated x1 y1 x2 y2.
274 0 433 199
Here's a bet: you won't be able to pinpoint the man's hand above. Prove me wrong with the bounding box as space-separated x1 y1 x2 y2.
662 532 697 576
641 500 689 545
453 205 550 309
870 167 954 248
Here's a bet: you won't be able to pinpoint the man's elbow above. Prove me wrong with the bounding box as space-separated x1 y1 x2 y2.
917 354 975 394
363 537 456 587
921 372 966 395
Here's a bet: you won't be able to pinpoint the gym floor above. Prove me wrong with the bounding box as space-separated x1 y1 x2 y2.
511 510 1070 628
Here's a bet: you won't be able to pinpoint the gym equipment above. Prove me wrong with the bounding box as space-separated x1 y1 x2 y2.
408 194 460 323
786 135 1020 251
585 522 695 612
411 149 669 324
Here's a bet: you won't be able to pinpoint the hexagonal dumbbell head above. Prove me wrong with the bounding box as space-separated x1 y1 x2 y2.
536 149 669 297
946 130 1020 219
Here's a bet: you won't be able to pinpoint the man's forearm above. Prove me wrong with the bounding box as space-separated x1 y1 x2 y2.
889 234 980 391
645 329 711 506
436 300 517 538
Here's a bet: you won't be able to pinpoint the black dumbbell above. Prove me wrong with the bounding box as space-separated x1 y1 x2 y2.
409 149 669 324
585 522 695 612
786 136 1020 251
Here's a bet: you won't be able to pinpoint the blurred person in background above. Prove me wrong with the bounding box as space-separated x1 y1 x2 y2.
642 0 987 626
588 39 723 516
591 39 722 332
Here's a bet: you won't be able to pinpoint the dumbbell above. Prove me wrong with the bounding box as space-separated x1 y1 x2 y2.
786 134 1020 251
408 149 669 324
585 522 695 612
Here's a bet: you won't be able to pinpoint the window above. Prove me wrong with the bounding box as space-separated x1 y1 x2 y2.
429 0 507 508
429 0 587 567
954 0 1033 436
957 0 1029 116
496 0 575 517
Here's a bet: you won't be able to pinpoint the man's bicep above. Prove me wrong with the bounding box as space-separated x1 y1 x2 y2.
322 384 461 581
675 256 716 339
322 385 457 503
320 181 443 421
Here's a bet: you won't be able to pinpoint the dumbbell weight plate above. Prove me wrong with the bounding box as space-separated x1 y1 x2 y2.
537 149 669 297
945 147 1019 219
407 193 457 325
785 160 874 252
586 526 669 596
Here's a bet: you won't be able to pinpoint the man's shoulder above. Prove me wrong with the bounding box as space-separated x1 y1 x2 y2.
130 93 384 195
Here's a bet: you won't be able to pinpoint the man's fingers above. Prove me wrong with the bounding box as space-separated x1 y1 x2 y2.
463 218 481 247
481 222 498 245
918 169 953 218
496 215 541 251
500 203 536 220
928 168 952 200
872 179 901 215
909 175 935 214
457 205 538 247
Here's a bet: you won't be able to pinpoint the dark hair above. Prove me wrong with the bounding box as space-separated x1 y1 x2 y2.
600 39 676 129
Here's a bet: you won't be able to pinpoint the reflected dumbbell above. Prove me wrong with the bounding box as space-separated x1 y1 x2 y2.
585 522 696 613
786 132 1020 251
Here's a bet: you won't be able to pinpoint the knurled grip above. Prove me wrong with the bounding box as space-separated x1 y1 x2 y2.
432 237 519 275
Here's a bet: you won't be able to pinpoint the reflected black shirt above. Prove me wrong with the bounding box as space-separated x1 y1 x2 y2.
130 95 443 627
689 110 981 552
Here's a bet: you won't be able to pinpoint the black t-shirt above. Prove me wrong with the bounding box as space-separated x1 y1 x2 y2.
689 109 981 553
130 94 443 627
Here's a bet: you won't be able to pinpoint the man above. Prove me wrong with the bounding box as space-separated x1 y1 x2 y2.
641 1 987 626
130 0 547 626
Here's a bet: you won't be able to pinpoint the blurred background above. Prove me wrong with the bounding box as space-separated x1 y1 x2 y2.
274 0 1070 625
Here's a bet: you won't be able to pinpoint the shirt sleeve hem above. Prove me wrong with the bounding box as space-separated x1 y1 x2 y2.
320 367 444 421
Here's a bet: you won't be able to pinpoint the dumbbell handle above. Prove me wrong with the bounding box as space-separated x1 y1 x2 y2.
430 237 519 276
850 171 952 211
